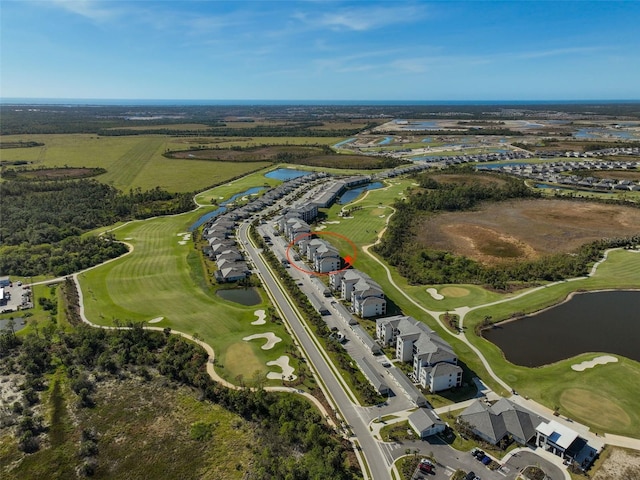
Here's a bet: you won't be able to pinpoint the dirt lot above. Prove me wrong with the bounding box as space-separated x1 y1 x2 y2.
414 198 640 264
590 170 640 181
593 448 640 480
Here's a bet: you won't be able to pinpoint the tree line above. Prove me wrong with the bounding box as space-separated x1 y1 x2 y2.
0 179 194 276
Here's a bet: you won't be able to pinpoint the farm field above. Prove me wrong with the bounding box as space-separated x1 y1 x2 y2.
78 205 297 385
414 198 640 264
0 134 270 192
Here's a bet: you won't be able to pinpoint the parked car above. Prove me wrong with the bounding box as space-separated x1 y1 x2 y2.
476 453 486 462
464 472 476 480
418 463 433 473
471 448 484 459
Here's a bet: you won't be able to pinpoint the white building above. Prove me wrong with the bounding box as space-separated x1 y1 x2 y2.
376 315 463 393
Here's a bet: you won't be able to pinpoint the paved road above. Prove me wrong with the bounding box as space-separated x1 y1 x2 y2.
238 221 391 480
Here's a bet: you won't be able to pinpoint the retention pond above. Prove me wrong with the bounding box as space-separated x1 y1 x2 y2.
483 290 640 367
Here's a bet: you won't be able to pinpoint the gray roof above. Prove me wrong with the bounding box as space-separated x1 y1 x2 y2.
358 357 389 394
409 408 444 433
459 398 545 445
388 368 427 407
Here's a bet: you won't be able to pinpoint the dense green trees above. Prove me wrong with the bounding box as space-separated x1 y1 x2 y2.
0 179 194 276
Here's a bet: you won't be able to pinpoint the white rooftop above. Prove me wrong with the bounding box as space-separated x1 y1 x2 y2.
536 420 579 449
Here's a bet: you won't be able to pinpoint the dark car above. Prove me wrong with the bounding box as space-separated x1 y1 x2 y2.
464 472 476 480
418 463 433 474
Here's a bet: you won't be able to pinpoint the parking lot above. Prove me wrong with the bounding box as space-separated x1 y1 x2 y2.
0 281 33 313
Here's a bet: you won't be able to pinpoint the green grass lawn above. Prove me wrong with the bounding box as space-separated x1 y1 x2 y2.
78 209 296 385
0 134 271 192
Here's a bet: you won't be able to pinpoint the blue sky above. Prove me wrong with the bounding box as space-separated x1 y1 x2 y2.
1 0 639 101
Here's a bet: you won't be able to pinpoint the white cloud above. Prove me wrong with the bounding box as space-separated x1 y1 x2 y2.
49 0 121 22
293 4 428 32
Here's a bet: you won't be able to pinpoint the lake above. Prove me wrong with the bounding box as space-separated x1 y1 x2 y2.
483 290 640 367
337 182 384 204
264 168 311 181
216 287 262 306
189 186 265 231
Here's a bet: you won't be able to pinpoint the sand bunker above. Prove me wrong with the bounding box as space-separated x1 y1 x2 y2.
124 237 133 240
251 309 266 325
426 288 444 300
571 355 618 371
243 332 281 350
315 225 327 231
148 317 164 324
324 221 341 224
266 355 297 380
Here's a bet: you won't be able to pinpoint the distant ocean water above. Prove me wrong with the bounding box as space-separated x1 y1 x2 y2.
2 98 639 107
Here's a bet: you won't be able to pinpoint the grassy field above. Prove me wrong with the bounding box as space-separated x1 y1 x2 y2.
462 248 640 436
0 134 271 192
0 372 253 480
78 204 297 385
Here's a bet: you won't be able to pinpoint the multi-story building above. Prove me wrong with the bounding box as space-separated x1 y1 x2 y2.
376 315 463 393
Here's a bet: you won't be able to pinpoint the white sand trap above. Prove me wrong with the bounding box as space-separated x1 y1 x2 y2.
266 355 297 380
251 309 266 325
177 232 187 236
178 241 187 245
324 221 341 224
571 355 618 371
426 288 444 300
124 237 133 240
412 182 420 186
379 214 386 218
148 317 164 324
243 332 282 350
218 196 224 199
315 225 327 231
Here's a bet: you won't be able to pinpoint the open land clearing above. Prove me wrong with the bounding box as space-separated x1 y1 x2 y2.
414 198 640 264
593 448 640 480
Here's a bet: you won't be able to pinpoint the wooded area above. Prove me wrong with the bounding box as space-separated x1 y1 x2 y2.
0 179 194 276
0 316 358 479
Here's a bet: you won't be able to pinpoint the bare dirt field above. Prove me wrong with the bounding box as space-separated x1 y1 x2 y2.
593 448 640 480
414 198 640 264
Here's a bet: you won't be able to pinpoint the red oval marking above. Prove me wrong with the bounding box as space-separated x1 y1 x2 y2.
285 231 357 276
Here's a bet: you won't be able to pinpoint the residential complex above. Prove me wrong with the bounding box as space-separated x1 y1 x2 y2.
376 315 463 393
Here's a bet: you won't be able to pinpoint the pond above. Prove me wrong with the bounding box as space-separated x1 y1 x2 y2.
189 186 265 231
337 182 384 204
483 290 640 367
333 138 356 148
216 287 262 306
264 168 311 181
